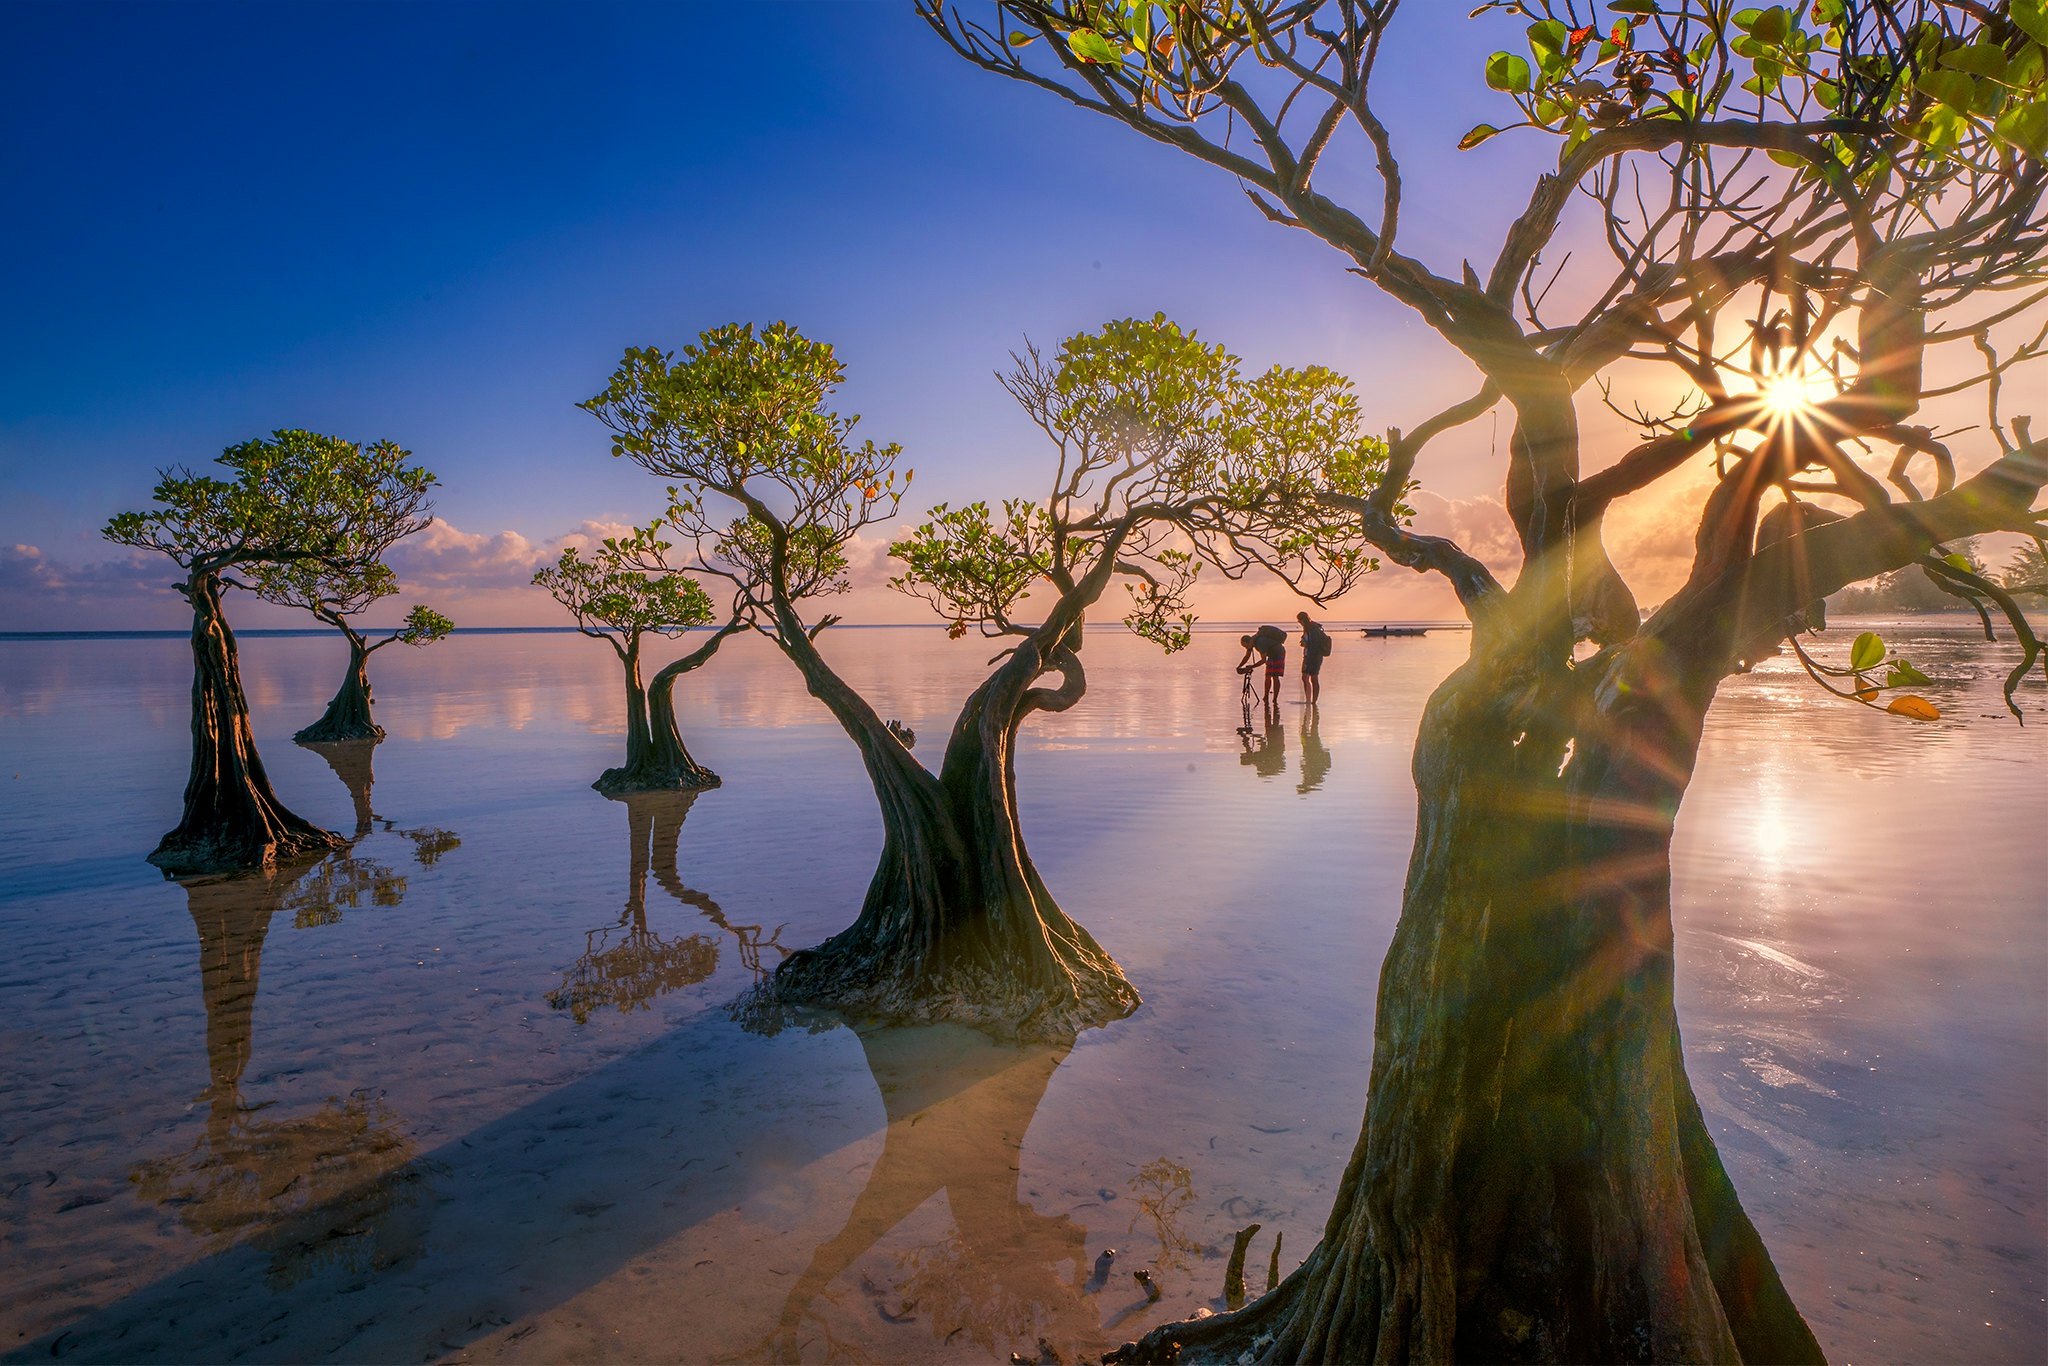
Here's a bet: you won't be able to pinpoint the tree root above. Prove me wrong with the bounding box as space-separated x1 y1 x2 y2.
592 759 723 795
148 825 344 878
1107 1264 1306 1365
293 715 385 744
731 948 1138 1045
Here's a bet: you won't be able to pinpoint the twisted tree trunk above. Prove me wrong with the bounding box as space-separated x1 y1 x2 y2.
1111 635 1819 1365
295 626 382 742
741 614 1137 1043
150 574 342 876
596 628 736 793
592 636 655 793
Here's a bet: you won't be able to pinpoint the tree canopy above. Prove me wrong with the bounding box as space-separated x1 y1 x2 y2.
581 321 907 639
105 429 437 587
256 558 453 647
532 526 719 654
890 314 1384 650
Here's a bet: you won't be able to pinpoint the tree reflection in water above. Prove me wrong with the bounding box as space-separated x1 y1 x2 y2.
757 1025 1096 1364
129 858 428 1287
301 734 461 862
284 849 408 929
1124 1157 1202 1275
549 791 789 1023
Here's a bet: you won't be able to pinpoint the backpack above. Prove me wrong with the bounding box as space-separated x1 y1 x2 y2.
1308 627 1332 660
1252 624 1287 658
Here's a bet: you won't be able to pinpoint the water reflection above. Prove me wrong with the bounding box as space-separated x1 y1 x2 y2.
757 1026 1095 1364
283 848 409 929
128 861 427 1285
280 741 462 927
1124 1157 1202 1274
0 624 2037 1363
548 792 790 1023
1236 709 1286 780
549 793 720 1023
299 738 463 874
302 738 380 835
1297 711 1331 795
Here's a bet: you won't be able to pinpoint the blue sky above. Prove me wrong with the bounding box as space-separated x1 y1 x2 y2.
3 1 1551 629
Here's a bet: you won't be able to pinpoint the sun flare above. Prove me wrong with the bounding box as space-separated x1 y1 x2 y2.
1759 371 1826 419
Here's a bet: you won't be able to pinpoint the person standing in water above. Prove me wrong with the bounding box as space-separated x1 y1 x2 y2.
1297 611 1332 706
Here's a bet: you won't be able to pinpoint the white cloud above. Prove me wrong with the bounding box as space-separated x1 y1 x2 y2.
386 517 637 591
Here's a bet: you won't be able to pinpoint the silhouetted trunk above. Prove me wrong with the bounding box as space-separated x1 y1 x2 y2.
295 628 382 742
1112 641 1820 1364
150 574 342 876
596 633 730 793
743 604 1137 1043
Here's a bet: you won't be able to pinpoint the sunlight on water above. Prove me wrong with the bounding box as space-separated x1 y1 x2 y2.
0 621 2040 1362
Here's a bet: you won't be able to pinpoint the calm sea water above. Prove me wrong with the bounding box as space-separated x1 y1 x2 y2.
0 621 2041 1363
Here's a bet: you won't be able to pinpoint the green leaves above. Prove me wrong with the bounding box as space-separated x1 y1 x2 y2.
1883 659 1932 688
394 604 455 646
105 430 437 590
1823 630 1940 720
1742 6 1790 46
895 314 1384 652
1067 28 1124 66
2015 0 2048 48
1528 18 1569 71
1471 0 2044 173
583 320 910 617
889 499 1054 629
534 540 715 640
1486 52 1532 93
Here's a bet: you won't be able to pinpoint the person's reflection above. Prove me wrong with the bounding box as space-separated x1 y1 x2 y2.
1237 709 1287 780
1297 709 1331 795
129 861 424 1281
756 1026 1094 1363
547 792 731 1022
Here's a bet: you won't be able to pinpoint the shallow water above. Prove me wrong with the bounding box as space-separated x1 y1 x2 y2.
0 620 2040 1363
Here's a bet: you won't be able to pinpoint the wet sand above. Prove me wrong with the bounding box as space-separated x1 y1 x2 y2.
1 623 2041 1362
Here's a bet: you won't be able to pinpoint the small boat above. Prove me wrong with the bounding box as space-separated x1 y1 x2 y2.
1361 625 1431 637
